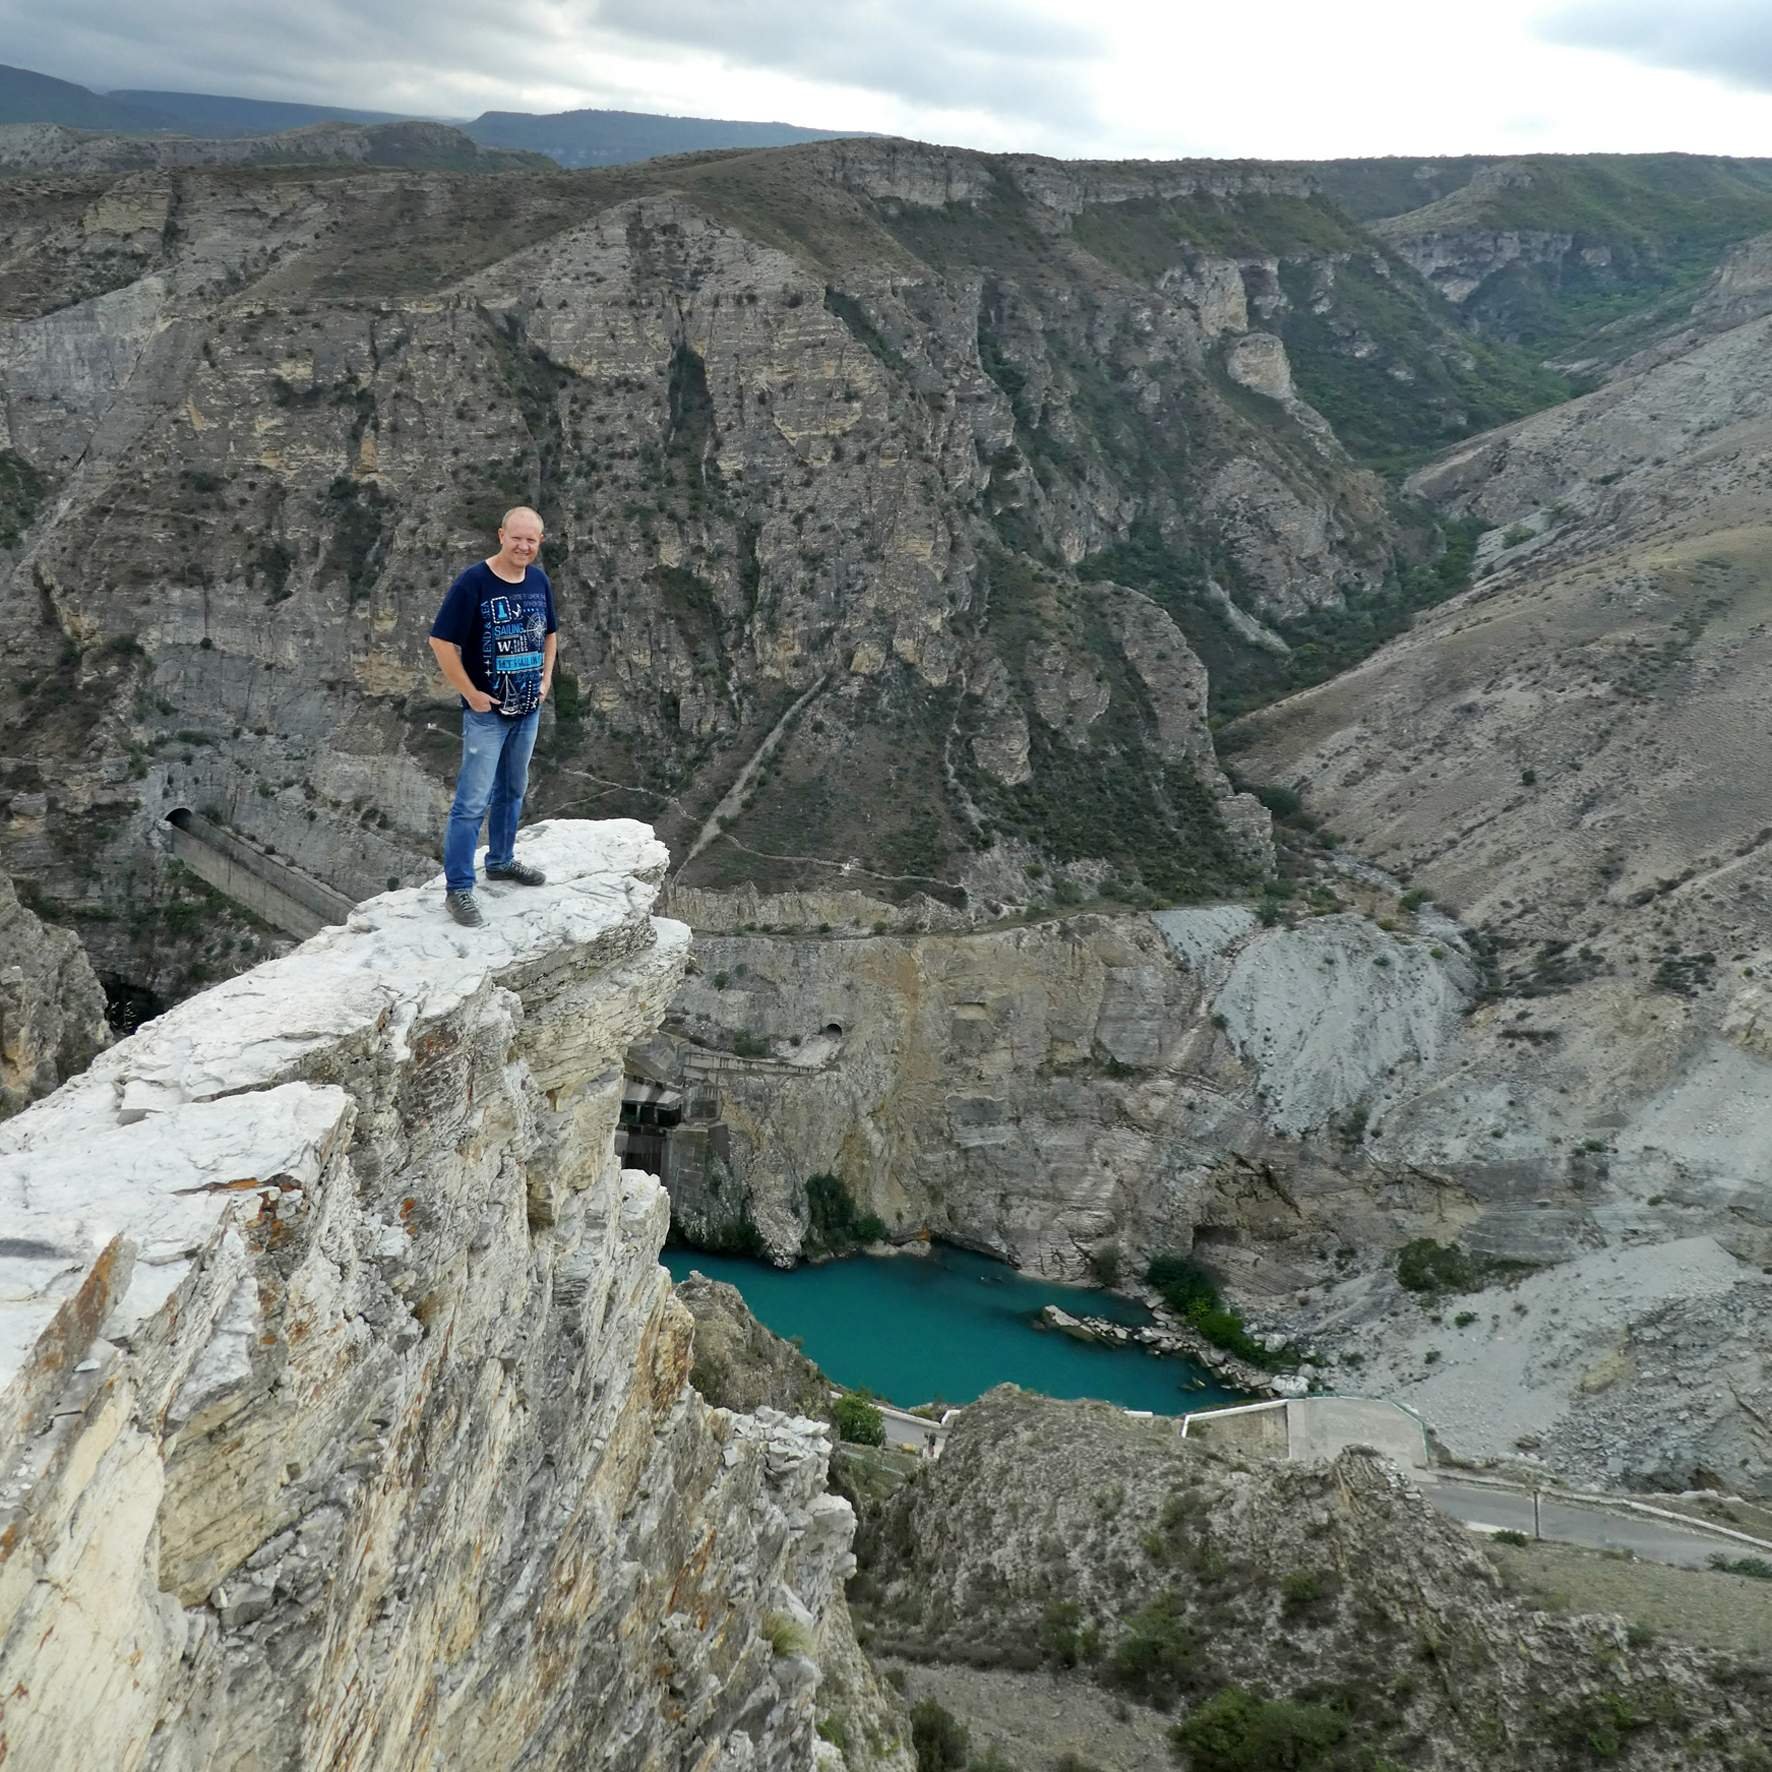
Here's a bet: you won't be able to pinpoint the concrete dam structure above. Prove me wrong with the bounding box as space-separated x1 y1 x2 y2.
163 807 356 941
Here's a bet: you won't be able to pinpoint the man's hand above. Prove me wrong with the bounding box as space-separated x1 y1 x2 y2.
464 687 501 714
539 676 550 703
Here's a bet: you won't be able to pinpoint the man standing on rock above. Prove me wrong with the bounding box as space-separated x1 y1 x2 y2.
428 507 557 927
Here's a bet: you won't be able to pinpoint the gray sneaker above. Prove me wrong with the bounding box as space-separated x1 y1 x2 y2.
485 860 546 886
445 890 484 927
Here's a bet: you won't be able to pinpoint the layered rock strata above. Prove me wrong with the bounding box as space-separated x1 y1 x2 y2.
0 865 109 1116
0 820 896 1771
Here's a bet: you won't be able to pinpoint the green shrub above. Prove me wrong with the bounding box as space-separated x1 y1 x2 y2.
1395 1238 1479 1295
1708 1554 1772 1580
1278 1568 1340 1619
1106 1589 1201 1708
764 1611 813 1657
1548 1690 1658 1762
1500 524 1535 548
1169 1685 1348 1771
1493 1529 1530 1547
732 1029 769 1058
1039 1599 1084 1666
552 666 583 723
910 1698 970 1771
1146 1254 1292 1369
834 1392 886 1447
804 1171 889 1252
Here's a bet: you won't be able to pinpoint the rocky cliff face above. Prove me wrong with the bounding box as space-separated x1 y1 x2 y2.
0 820 902 1771
648 891 1480 1277
0 136 1578 1006
854 1388 1772 1770
1233 246 1772 1494
0 864 108 1114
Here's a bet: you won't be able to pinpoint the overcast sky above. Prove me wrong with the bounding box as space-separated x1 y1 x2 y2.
4 0 1770 159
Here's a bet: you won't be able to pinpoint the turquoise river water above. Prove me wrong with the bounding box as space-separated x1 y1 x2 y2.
663 1242 1243 1416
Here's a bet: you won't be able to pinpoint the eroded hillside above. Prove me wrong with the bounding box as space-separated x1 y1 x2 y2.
8 142 1772 1499
0 138 1576 1006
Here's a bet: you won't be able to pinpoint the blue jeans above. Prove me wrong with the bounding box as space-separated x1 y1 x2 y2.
443 708 539 894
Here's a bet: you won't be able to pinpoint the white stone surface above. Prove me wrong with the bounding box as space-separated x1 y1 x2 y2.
0 1080 351 1390
0 818 900 1772
1212 914 1472 1135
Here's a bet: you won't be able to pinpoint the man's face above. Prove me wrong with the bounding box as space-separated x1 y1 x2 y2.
500 516 544 563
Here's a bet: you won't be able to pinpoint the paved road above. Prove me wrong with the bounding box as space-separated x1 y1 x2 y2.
879 1413 945 1454
1423 1478 1746 1570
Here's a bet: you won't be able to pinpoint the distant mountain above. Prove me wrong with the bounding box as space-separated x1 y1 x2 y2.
0 62 860 170
462 107 861 167
0 118 551 176
107 89 414 138
0 62 177 131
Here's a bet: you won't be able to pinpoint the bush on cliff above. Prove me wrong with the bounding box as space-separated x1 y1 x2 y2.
1146 1254 1292 1370
804 1172 889 1253
1394 1238 1479 1295
834 1392 886 1446
1169 1684 1349 1770
909 1698 969 1771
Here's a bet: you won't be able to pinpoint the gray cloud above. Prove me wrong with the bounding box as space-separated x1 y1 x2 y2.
1537 1 1772 93
593 0 1105 129
0 0 672 118
0 0 1106 135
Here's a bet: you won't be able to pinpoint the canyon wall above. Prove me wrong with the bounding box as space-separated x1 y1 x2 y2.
0 865 109 1116
0 819 906 1771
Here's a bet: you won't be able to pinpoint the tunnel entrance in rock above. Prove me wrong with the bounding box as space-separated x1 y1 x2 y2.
101 973 165 1035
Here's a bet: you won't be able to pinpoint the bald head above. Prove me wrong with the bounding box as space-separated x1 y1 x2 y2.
491 507 544 579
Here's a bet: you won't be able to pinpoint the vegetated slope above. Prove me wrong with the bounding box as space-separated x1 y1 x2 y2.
106 89 415 135
1373 154 1772 361
0 61 176 131
1304 156 1506 223
0 137 1550 1002
463 107 863 167
1235 246 1772 1065
1228 246 1772 1491
0 119 551 175
855 1389 1772 1771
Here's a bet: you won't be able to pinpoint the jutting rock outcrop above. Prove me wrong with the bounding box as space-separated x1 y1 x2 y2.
0 820 902 1771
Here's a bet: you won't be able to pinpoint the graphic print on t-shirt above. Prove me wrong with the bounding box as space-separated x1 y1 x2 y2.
482 590 548 715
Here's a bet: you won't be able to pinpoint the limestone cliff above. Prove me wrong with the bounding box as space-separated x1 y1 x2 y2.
648 897 1478 1282
0 136 1561 1001
1232 246 1772 1496
0 820 908 1771
0 864 108 1115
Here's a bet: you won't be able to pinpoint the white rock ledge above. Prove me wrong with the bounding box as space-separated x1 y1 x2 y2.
0 818 680 1391
0 819 892 1771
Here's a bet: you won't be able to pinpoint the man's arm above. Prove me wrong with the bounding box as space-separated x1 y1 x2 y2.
540 632 557 700
428 636 497 712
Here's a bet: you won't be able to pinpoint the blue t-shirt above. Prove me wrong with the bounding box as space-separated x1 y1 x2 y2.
430 563 556 717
